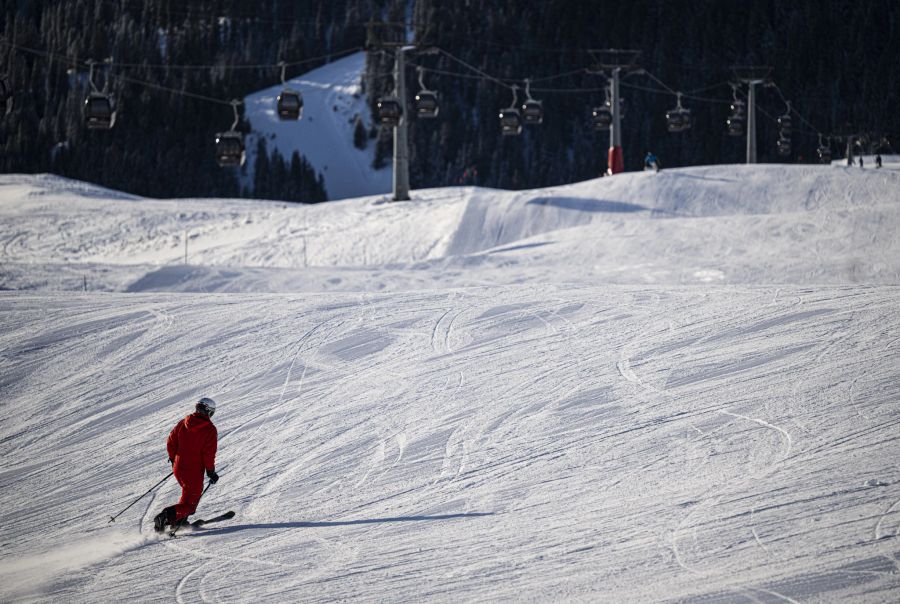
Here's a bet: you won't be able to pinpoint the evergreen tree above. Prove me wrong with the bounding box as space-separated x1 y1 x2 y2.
353 116 367 149
254 137 270 199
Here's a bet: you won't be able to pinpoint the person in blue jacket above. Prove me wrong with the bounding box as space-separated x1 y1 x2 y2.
644 151 660 172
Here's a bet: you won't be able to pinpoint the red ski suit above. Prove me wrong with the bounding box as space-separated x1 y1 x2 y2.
166 412 217 522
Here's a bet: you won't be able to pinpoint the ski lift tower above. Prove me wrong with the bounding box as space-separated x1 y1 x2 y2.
732 65 772 164
367 20 413 201
590 50 641 175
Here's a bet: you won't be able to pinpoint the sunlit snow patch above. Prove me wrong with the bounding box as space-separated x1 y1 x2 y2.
693 269 725 282
0 531 150 597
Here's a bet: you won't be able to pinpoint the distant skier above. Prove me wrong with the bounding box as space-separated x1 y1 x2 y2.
875 154 882 168
153 397 219 532
644 151 660 173
859 156 864 169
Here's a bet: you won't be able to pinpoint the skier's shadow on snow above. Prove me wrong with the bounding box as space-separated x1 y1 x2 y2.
191 513 495 536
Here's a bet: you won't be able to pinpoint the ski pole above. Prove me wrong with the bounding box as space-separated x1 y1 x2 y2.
196 480 214 503
108 471 173 523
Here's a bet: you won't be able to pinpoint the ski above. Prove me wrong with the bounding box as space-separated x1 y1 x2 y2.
191 510 235 527
167 512 235 537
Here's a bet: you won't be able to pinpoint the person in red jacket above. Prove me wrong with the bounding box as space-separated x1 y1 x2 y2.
153 397 219 532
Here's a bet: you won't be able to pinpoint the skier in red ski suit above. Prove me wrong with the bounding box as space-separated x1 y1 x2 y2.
153 397 219 532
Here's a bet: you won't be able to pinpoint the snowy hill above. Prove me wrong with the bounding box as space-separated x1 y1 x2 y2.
2 164 899 292
1 165 899 602
243 52 391 201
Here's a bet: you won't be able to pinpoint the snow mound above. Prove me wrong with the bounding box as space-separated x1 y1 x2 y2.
1 164 898 291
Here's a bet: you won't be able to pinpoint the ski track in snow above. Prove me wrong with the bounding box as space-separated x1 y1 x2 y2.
1 163 900 602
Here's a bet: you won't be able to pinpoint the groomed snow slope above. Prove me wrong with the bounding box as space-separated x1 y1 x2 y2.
1 164 899 603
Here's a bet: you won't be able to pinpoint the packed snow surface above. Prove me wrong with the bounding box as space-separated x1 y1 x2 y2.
1 162 899 603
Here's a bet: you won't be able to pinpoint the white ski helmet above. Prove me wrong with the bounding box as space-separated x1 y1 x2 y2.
196 397 216 417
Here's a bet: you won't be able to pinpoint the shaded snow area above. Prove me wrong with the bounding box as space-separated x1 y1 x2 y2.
243 52 391 201
1 163 899 603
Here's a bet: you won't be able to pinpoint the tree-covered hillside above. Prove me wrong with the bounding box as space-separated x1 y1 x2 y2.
392 0 899 190
1 0 382 201
2 0 897 200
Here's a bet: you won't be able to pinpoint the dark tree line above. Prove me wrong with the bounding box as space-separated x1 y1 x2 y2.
372 0 898 190
2 1 897 200
0 0 382 201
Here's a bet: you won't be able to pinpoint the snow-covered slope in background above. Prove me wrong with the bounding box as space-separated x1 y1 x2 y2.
243 52 390 201
2 164 899 292
1 163 899 602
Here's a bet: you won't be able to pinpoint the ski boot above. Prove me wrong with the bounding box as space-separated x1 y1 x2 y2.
153 506 176 533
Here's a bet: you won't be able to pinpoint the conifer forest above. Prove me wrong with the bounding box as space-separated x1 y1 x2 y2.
1 1 897 201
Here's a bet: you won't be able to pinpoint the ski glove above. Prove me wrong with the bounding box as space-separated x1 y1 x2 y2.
206 469 219 483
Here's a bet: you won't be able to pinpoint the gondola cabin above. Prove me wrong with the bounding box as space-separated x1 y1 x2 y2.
215 131 245 167
499 109 522 135
277 89 303 121
377 97 402 127
521 99 543 125
776 137 791 156
84 93 116 129
817 146 832 164
666 109 692 133
666 111 684 132
415 91 439 118
777 113 792 135
591 106 612 131
727 116 744 137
